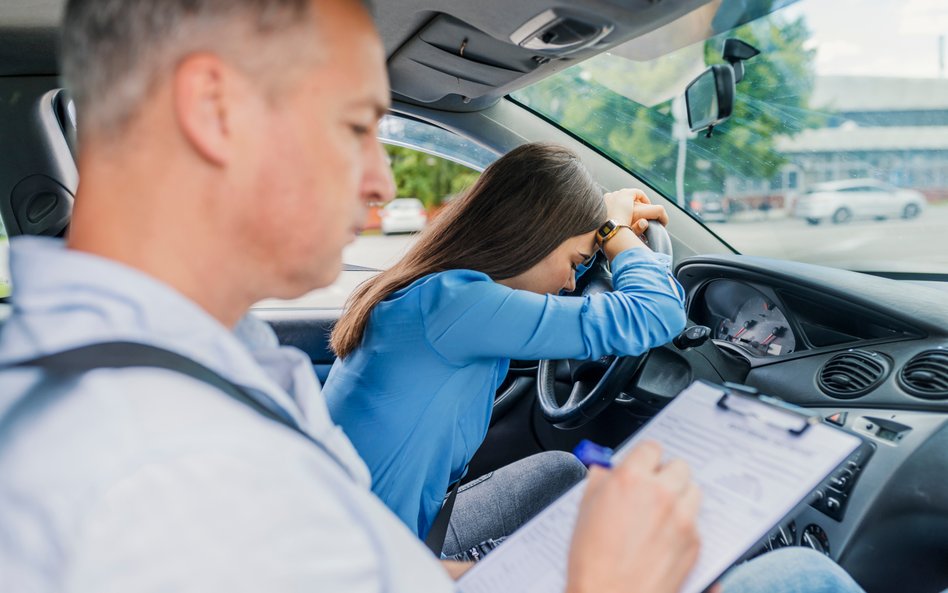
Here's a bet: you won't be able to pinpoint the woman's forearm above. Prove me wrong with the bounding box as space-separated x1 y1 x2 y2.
602 226 646 261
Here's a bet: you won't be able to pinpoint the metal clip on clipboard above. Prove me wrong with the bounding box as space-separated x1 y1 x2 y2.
715 382 820 436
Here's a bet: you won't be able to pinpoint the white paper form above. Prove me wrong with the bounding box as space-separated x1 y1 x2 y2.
458 381 862 593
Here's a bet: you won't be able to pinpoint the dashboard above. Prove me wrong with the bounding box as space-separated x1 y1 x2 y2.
700 280 797 357
671 254 948 592
482 252 948 591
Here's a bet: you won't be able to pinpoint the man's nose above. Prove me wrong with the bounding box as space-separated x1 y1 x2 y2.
361 141 396 205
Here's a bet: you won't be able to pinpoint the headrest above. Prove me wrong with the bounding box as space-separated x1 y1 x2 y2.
7 89 77 237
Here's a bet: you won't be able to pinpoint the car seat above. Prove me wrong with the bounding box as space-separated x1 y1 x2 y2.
0 87 77 238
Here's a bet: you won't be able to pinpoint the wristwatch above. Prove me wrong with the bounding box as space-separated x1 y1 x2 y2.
595 219 633 247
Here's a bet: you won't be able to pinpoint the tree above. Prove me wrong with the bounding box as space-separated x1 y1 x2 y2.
513 8 823 202
384 145 480 209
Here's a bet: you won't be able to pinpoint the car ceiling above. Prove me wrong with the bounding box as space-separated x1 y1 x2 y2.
0 0 798 112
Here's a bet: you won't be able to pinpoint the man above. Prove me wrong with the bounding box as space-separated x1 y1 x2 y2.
0 1 865 592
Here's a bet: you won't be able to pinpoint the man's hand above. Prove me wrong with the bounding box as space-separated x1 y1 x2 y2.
604 188 669 236
565 441 702 593
441 560 474 580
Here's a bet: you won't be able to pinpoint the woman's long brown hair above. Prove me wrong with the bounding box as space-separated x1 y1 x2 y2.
330 142 607 358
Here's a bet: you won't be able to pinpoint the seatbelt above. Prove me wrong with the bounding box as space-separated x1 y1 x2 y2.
425 480 460 555
6 341 357 481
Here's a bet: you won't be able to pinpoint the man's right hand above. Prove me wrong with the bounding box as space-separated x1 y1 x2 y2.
565 441 702 593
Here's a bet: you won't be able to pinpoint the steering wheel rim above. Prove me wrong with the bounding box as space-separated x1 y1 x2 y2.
536 222 673 429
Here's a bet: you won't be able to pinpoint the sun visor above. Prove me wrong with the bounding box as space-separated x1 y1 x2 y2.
388 15 542 105
386 0 718 110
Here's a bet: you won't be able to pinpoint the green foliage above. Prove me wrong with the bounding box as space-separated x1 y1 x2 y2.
514 10 823 201
695 14 824 187
1 230 9 298
385 145 480 209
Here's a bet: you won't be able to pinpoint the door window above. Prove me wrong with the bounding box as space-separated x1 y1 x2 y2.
254 115 495 310
0 216 9 299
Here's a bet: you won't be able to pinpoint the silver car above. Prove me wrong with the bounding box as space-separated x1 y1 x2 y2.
793 179 926 225
380 198 428 235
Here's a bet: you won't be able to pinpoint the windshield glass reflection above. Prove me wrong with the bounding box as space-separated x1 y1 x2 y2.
512 0 948 275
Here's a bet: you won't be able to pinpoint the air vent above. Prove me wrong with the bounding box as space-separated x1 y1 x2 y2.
899 349 948 400
818 350 890 399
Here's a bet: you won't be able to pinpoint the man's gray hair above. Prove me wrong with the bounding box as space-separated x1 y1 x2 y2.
61 0 315 140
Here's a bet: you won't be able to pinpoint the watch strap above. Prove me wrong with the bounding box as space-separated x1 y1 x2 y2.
596 220 634 246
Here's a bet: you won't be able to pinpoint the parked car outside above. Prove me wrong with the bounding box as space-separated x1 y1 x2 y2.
689 190 729 223
793 178 926 225
380 197 427 235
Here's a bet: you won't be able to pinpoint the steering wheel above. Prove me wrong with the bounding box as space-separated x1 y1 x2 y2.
536 222 674 429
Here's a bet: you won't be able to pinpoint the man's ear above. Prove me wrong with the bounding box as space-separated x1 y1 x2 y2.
172 53 233 166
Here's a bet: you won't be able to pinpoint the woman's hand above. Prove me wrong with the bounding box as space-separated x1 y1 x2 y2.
604 188 669 236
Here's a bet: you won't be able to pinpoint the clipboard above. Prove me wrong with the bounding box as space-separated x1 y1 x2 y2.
457 380 865 593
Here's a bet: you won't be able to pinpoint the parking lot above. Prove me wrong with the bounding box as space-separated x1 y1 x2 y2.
708 204 948 272
336 205 948 273
4 206 944 308
252 204 947 310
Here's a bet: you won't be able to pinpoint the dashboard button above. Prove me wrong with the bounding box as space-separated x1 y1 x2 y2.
825 411 847 426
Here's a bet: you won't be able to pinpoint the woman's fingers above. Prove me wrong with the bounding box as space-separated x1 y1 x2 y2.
603 188 669 230
634 203 670 227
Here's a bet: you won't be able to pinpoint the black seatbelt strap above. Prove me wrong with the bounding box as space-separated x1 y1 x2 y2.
8 341 356 481
425 479 460 555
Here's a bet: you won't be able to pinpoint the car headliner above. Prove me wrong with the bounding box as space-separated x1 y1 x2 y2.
0 0 788 112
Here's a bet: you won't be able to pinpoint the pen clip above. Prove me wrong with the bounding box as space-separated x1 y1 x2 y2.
716 390 817 436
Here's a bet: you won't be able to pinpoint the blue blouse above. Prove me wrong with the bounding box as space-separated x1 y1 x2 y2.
324 247 686 539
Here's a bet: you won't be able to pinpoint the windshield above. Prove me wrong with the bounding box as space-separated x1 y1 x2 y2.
512 0 948 275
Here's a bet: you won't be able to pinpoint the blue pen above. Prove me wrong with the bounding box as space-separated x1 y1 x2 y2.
573 439 614 469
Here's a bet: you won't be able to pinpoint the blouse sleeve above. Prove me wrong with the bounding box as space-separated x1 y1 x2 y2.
418 247 687 364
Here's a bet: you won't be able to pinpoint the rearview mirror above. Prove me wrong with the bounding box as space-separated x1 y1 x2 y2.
684 64 735 134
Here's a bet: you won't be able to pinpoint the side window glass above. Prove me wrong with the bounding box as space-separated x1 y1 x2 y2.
254 116 496 310
0 216 9 299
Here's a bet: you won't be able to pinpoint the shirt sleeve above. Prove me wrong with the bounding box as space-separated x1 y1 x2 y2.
419 247 687 364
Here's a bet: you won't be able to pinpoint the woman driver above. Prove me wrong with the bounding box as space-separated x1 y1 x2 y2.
324 142 686 558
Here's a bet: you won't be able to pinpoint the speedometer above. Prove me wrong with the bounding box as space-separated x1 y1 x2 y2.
715 295 796 356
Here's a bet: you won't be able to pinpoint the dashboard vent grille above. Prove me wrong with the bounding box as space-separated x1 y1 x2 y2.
818 350 890 399
899 349 948 400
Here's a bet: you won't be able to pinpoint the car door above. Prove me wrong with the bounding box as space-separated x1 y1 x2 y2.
861 182 892 217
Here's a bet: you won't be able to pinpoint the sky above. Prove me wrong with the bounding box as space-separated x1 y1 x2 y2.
787 0 948 78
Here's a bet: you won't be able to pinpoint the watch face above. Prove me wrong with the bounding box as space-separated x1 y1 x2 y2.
597 220 616 238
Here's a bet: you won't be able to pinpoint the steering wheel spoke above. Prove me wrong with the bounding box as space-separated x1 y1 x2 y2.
564 380 593 409
553 359 575 383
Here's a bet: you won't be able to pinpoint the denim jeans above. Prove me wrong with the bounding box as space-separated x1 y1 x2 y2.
441 450 586 558
721 548 867 593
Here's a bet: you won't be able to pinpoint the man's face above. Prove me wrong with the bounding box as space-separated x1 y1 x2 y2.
232 0 394 299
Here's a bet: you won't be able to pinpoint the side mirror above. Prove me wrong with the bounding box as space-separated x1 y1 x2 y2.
684 64 735 134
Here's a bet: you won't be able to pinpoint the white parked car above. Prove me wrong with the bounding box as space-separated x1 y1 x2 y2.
793 179 926 225
380 198 427 235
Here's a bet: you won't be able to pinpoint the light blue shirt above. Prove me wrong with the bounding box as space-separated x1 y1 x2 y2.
324 247 686 539
0 237 453 593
